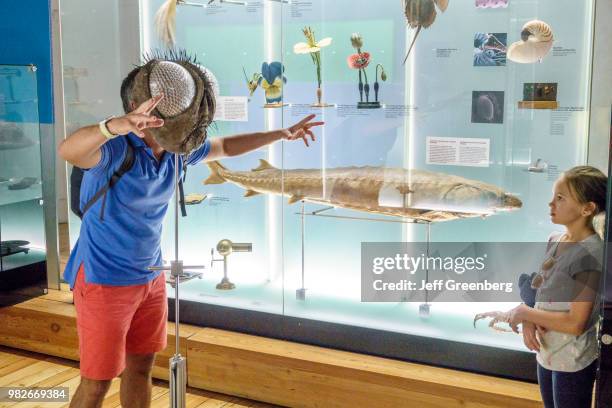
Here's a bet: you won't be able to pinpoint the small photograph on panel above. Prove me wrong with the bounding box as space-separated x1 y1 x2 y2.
471 91 504 124
473 32 507 66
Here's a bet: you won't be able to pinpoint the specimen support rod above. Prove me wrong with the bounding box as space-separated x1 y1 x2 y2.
174 153 180 356
301 200 305 289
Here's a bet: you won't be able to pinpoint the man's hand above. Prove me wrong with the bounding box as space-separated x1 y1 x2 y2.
282 114 325 147
522 321 541 352
107 94 165 138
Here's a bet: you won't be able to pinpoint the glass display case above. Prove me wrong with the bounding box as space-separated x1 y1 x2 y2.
0 64 47 306
596 108 612 407
135 0 600 381
60 0 143 247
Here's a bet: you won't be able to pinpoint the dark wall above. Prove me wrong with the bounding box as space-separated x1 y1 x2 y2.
0 0 53 124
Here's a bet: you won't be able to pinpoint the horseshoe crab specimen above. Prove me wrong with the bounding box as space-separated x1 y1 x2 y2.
204 160 522 223
507 20 554 64
403 0 449 65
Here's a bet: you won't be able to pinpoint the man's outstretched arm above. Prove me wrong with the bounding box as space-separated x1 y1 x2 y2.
204 114 324 162
58 95 164 169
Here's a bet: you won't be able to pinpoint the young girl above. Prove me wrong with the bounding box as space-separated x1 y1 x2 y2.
506 165 607 408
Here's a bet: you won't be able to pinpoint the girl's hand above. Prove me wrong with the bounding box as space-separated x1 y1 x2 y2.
507 303 528 333
522 321 541 352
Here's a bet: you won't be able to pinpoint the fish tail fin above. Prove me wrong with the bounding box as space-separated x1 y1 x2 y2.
204 161 227 185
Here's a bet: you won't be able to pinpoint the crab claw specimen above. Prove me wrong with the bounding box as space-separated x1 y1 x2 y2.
473 311 518 333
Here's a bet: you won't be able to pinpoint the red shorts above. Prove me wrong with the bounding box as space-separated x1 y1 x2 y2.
73 264 168 380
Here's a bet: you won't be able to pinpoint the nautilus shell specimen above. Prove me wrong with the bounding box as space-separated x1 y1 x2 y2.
507 20 554 64
475 0 508 8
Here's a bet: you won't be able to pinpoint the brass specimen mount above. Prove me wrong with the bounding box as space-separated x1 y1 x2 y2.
211 239 252 290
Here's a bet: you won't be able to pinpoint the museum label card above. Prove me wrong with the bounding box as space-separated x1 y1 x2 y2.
426 137 490 167
214 96 248 122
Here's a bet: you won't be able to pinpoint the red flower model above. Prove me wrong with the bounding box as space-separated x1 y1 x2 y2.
347 52 371 69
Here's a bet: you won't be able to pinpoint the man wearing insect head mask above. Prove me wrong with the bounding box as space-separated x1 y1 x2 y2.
58 51 323 408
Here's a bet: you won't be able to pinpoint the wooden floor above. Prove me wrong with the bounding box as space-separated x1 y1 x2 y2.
11 227 278 407
47 223 542 407
0 346 277 408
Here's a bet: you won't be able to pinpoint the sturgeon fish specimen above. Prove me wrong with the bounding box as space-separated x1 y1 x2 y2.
204 160 522 223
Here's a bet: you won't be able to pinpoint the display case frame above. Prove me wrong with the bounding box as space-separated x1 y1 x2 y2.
57 0 612 385
140 0 610 383
0 63 48 307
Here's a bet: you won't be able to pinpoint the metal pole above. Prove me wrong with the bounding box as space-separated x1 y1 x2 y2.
296 201 306 300
149 155 205 408
169 153 186 408
174 153 180 356
425 222 430 305
301 200 305 289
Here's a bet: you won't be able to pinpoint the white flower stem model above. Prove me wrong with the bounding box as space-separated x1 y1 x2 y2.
294 26 333 106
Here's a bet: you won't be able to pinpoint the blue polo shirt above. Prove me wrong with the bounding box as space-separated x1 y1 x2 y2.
63 133 211 289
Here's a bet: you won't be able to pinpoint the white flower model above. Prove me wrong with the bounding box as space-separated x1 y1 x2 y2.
293 27 333 107
293 34 332 54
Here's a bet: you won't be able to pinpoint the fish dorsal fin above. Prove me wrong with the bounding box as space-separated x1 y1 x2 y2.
287 195 304 205
252 159 276 172
244 190 261 198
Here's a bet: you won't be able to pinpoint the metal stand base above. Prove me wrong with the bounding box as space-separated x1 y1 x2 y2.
216 277 236 290
419 303 431 318
357 101 381 109
169 355 187 408
296 288 307 301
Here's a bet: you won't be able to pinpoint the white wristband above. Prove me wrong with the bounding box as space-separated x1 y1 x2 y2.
99 116 117 139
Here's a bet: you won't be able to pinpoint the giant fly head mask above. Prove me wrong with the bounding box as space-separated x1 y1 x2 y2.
127 49 216 154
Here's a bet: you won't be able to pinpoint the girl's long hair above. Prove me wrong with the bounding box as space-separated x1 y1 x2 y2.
562 166 608 238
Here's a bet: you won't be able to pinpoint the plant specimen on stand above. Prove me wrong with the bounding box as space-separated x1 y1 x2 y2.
243 62 286 108
294 26 333 107
347 33 387 109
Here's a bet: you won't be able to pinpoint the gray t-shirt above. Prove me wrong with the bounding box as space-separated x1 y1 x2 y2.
535 231 602 372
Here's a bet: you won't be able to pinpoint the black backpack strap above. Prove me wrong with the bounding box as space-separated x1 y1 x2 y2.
178 156 187 217
70 166 85 219
80 138 136 220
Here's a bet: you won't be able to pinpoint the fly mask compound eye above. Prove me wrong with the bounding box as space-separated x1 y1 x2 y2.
149 61 197 118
